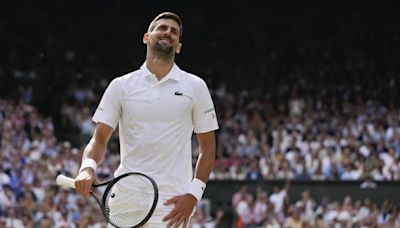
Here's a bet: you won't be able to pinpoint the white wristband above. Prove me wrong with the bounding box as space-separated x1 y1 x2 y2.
79 158 97 173
187 178 206 201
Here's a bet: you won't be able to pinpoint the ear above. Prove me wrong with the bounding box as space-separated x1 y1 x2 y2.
175 43 182 54
143 33 150 44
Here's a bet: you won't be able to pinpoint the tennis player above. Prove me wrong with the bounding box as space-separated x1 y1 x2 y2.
74 12 218 228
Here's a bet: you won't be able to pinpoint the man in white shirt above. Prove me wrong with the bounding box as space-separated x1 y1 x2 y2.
269 179 290 214
74 12 218 228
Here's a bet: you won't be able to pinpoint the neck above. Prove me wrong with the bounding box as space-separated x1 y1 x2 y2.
146 50 175 80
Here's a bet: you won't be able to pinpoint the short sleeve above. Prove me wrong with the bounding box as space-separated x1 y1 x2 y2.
193 78 219 133
92 78 122 129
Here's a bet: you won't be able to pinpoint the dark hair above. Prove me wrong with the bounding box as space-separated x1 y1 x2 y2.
148 12 183 38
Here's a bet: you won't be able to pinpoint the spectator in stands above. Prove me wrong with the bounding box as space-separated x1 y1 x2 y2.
252 187 268 226
295 190 315 223
235 193 253 228
285 206 304 228
4 207 24 228
269 179 290 214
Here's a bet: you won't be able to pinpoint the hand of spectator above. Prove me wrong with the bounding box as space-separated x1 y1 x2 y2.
74 168 96 196
162 194 197 228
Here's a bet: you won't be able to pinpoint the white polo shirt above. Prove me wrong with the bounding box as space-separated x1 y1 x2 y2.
93 63 218 221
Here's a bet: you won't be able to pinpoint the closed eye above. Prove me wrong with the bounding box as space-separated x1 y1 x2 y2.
156 25 179 36
157 25 168 31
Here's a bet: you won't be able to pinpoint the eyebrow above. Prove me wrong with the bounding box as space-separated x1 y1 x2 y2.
156 23 181 34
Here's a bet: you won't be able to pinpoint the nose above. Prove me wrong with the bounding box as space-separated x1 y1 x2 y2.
163 30 171 37
163 28 173 36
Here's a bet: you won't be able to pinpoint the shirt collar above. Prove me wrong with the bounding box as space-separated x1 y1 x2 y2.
139 62 182 81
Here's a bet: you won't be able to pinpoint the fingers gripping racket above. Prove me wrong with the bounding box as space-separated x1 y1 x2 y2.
56 172 158 228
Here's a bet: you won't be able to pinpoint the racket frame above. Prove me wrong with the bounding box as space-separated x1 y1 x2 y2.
90 172 158 228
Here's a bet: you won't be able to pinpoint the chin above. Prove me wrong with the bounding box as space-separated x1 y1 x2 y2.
155 44 173 55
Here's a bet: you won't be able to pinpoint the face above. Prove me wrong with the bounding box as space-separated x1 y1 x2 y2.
144 18 182 58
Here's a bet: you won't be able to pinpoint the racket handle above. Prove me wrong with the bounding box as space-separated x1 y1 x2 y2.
56 174 76 189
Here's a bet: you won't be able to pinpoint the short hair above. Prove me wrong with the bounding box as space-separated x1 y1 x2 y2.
148 12 183 38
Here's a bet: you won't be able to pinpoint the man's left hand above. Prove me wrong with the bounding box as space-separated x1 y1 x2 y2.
162 194 197 228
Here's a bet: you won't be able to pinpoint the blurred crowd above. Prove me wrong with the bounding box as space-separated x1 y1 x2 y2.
211 80 400 182
231 183 400 228
0 100 116 227
3 77 400 227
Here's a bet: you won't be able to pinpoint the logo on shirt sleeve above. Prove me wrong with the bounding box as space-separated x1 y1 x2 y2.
204 108 216 119
174 91 183 96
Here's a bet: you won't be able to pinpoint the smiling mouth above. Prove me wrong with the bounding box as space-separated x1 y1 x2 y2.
159 38 171 44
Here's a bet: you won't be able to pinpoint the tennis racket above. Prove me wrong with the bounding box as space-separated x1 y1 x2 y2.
56 172 158 228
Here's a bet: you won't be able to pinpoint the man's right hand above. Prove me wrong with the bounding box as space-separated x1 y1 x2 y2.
75 168 96 196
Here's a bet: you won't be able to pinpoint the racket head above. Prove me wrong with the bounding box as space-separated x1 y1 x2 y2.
99 172 159 228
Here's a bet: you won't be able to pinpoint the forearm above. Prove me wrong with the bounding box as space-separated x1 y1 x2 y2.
81 137 107 166
194 131 216 183
80 122 114 169
194 152 214 183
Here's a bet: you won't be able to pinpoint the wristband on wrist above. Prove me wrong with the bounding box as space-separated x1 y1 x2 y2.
79 158 97 173
187 178 206 201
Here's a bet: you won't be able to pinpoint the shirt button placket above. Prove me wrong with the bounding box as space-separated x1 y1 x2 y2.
147 76 158 103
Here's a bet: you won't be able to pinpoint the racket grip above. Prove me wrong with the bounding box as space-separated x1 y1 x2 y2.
56 174 76 189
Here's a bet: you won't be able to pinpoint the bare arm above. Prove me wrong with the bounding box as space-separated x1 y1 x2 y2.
75 122 114 196
194 131 216 184
81 122 114 166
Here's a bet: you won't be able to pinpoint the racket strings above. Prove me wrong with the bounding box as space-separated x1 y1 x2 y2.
104 175 156 227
